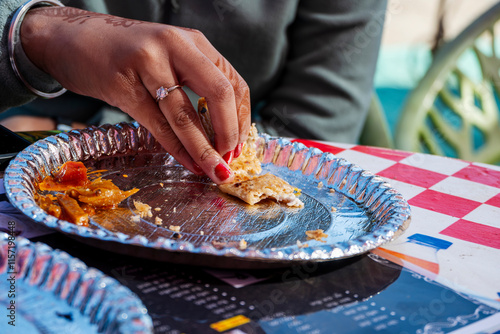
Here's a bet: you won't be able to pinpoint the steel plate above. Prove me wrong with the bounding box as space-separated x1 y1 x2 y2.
4 123 411 268
0 232 153 333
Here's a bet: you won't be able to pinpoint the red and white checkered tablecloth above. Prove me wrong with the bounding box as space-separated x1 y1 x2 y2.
294 139 500 308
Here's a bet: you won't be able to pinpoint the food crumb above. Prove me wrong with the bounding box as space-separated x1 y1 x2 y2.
130 215 141 223
329 188 335 193
123 174 128 178
297 240 309 248
169 225 181 232
239 239 247 250
172 232 182 239
305 229 328 242
160 183 164 187
200 231 204 235
173 207 177 213
317 181 323 188
154 207 161 211
155 216 163 225
331 207 337 212
133 200 152 218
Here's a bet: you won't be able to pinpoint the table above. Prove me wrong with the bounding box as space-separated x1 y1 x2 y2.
1 140 499 333
293 139 500 307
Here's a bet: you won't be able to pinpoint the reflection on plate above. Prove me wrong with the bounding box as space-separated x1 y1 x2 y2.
0 233 153 333
4 123 411 267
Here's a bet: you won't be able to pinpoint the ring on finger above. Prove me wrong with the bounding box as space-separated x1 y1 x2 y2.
155 85 183 103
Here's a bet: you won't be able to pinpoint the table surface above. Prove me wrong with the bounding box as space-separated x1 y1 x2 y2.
1 139 499 334
293 139 500 306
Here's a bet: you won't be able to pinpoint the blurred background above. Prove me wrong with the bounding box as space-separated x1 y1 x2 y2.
373 0 500 165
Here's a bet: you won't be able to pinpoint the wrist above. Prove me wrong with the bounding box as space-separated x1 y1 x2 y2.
20 7 50 72
9 0 66 98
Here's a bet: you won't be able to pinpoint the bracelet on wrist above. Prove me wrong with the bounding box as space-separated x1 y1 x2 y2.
8 0 67 98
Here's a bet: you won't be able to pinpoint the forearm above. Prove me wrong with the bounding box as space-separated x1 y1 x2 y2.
0 0 111 113
20 6 115 99
0 0 39 112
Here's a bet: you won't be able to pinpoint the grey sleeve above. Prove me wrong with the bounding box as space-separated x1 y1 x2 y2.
0 0 168 113
0 0 71 113
0 0 37 112
257 0 387 143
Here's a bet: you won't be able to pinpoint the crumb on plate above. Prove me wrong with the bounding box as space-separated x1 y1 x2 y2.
155 216 163 225
169 225 181 232
133 200 152 218
305 229 328 242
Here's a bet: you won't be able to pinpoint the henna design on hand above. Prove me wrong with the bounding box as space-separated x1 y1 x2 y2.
215 57 239 85
39 7 143 28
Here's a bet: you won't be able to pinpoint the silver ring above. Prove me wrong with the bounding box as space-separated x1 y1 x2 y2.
155 85 183 103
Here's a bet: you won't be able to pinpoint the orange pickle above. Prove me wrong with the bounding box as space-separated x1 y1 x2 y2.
36 161 138 225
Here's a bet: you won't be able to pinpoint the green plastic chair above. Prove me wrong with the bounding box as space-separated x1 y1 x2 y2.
395 2 500 164
359 94 394 149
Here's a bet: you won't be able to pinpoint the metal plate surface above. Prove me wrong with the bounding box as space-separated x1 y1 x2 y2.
4 123 411 267
0 232 153 333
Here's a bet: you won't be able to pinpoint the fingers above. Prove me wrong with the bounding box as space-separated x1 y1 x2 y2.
116 26 250 183
234 78 251 158
160 87 235 183
124 83 234 184
211 55 251 147
173 28 251 147
174 38 251 159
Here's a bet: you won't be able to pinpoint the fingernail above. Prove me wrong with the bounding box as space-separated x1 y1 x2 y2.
214 163 231 182
192 163 204 175
222 150 234 165
234 143 244 158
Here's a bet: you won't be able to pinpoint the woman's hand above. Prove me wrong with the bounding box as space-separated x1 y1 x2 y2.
20 7 251 184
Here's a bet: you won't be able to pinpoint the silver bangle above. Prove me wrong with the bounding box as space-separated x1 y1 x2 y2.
8 0 67 98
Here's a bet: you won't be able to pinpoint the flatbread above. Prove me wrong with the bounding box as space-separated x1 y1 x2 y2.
219 173 303 207
198 98 303 207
